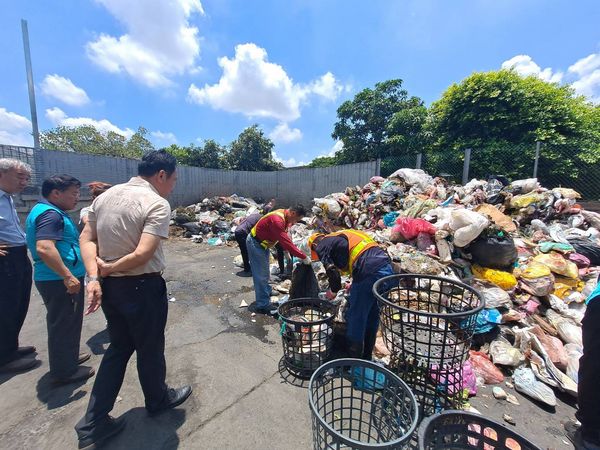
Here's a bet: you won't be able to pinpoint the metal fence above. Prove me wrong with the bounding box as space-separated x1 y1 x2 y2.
382 142 600 200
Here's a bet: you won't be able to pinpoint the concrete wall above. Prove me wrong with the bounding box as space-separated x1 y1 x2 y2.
1 145 380 213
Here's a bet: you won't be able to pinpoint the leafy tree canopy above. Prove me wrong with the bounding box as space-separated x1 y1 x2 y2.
226 125 283 171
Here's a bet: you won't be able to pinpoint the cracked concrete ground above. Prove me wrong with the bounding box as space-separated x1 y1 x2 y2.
0 239 578 449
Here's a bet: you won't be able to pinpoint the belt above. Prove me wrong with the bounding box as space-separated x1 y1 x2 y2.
105 272 162 280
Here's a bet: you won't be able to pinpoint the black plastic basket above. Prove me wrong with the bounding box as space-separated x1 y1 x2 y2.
309 359 419 450
373 275 484 416
278 298 337 378
418 411 542 450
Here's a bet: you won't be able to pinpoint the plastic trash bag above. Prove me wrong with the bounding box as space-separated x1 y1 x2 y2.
489 338 524 367
393 217 436 241
569 239 600 266
530 325 568 370
389 168 433 191
383 211 401 227
513 366 557 407
468 350 505 384
474 204 516 233
462 360 477 396
510 178 539 194
510 192 544 209
449 210 489 247
568 253 591 268
546 310 582 346
473 309 503 334
532 252 579 279
472 265 517 290
289 264 320 300
312 197 342 219
564 343 583 384
467 232 517 271
538 242 575 254
473 281 512 309
519 273 555 297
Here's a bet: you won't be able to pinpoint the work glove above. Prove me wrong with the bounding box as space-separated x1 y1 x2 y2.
302 256 312 265
325 264 342 292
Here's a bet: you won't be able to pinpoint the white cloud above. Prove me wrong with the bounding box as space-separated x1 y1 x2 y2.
315 140 343 159
273 150 306 168
0 107 33 146
151 130 178 145
40 74 90 106
502 52 600 103
188 43 344 121
86 0 204 87
568 52 600 103
45 107 135 138
268 123 302 144
501 55 563 83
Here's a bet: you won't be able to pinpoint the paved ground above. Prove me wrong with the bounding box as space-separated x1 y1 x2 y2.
0 239 578 449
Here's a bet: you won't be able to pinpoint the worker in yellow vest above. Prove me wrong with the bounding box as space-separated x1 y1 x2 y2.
308 230 394 360
247 205 310 315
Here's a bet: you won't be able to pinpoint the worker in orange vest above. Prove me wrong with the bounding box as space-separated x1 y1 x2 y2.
308 230 394 360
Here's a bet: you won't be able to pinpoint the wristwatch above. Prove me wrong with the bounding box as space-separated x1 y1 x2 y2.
86 275 100 282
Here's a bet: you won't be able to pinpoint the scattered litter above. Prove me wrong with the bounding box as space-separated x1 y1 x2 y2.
492 386 507 400
239 300 248 308
503 414 516 425
168 297 176 303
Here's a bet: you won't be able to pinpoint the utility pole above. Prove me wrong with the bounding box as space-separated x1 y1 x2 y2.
21 19 40 149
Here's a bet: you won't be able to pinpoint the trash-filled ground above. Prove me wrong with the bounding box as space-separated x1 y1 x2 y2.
170 168 596 444
0 239 577 448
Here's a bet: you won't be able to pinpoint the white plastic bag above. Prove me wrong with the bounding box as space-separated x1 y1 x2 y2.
513 366 557 407
511 178 539 193
489 338 524 367
449 209 489 247
389 168 433 191
564 343 583 384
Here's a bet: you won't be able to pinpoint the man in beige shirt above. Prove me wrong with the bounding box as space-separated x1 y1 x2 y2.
75 150 192 449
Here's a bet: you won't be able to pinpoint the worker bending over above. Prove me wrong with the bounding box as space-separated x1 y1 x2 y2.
247 205 310 315
308 230 394 360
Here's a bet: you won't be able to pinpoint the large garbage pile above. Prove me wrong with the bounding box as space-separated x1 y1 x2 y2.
307 168 600 408
170 194 264 245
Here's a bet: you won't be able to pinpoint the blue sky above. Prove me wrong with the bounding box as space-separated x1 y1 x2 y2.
1 0 599 166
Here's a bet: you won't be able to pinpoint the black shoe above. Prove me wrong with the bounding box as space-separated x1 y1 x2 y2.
255 304 279 316
77 415 126 450
78 352 91 365
52 366 95 385
147 386 193 416
0 355 38 373
16 345 36 356
236 270 252 277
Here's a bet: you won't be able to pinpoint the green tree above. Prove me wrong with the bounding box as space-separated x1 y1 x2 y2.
430 69 594 148
40 125 154 158
164 140 226 168
428 69 600 190
226 125 283 171
307 156 339 168
332 79 426 163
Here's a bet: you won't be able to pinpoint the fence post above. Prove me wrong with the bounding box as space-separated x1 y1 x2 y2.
533 141 541 178
415 153 422 170
462 148 471 185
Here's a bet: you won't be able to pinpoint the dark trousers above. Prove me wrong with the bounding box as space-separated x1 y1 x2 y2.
35 278 84 378
0 246 32 365
235 230 286 274
235 230 251 272
577 298 600 444
76 275 168 434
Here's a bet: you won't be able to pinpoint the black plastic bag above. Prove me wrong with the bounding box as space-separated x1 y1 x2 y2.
289 264 320 299
569 239 600 266
467 232 517 271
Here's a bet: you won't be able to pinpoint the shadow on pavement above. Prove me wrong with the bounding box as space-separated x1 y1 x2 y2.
87 328 110 355
278 356 310 389
36 371 88 410
0 358 42 386
108 407 186 450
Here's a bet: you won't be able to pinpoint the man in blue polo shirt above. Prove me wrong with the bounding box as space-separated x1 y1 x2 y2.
25 174 94 385
566 281 600 449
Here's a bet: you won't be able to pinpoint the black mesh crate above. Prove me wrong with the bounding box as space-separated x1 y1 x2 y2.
278 298 337 378
309 359 419 449
418 411 542 450
373 274 484 416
